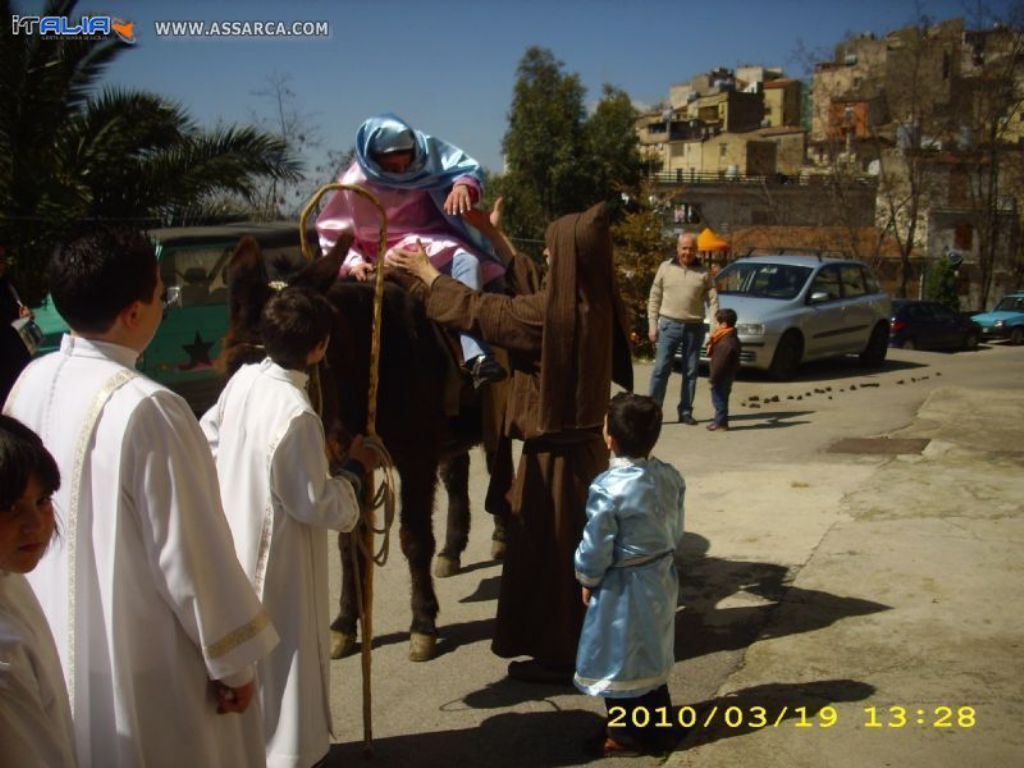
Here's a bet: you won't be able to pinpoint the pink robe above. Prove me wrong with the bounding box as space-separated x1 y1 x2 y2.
315 163 506 285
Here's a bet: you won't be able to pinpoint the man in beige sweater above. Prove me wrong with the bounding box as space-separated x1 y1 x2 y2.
647 233 719 424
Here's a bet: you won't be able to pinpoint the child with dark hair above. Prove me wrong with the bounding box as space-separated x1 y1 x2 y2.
706 307 741 432
0 415 75 766
574 392 686 757
201 285 380 768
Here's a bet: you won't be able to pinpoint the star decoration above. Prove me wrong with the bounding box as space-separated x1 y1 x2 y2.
180 331 214 370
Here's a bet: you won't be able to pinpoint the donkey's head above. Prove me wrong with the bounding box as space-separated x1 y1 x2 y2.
219 231 351 376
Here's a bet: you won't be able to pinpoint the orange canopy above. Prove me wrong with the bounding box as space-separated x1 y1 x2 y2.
697 227 730 252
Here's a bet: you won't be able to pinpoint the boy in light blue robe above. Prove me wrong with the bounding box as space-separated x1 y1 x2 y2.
574 392 685 756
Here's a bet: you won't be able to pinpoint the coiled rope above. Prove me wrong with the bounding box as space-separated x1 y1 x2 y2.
301 184 398 755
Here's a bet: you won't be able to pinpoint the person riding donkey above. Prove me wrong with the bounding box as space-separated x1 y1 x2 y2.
316 113 508 389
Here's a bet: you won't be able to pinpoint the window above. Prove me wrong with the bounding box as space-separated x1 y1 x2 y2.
809 266 842 301
160 247 233 308
839 264 868 297
862 266 881 293
909 303 935 320
715 262 812 300
954 223 973 251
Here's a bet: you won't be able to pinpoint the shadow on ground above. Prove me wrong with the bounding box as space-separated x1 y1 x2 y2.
350 616 497 660
675 534 890 661
721 409 814 430
326 709 606 768
349 533 888 674
326 679 876 767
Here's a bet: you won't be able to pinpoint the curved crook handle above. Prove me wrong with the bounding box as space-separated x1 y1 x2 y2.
299 182 387 264
298 182 389 438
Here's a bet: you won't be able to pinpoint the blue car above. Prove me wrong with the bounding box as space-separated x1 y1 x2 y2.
971 292 1024 345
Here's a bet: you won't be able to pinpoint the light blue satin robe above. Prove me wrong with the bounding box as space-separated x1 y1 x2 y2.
574 456 685 698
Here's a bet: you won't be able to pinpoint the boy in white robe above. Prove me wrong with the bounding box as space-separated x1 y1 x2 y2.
574 392 686 757
3 226 279 767
201 286 379 768
0 415 76 767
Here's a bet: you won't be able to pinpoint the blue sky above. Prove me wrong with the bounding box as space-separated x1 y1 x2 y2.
30 0 1015 175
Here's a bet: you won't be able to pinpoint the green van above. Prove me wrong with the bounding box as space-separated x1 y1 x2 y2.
32 222 313 413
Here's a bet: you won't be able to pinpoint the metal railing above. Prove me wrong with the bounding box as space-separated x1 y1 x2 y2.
645 170 877 187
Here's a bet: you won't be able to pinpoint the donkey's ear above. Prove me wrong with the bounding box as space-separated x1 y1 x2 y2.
292 252 343 294
227 235 268 286
289 228 352 292
324 229 355 261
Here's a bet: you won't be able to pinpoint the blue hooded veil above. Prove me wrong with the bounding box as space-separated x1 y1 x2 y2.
354 114 495 260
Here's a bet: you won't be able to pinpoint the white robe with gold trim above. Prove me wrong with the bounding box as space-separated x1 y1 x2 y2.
3 335 279 767
201 360 360 768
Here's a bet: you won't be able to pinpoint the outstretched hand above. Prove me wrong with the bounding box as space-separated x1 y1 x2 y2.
444 183 473 215
462 195 505 234
387 240 442 286
462 196 516 267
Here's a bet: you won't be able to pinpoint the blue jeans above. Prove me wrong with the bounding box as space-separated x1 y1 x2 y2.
447 250 491 363
710 378 733 427
648 317 705 420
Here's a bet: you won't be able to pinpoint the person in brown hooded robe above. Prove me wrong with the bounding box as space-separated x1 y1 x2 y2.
389 202 633 682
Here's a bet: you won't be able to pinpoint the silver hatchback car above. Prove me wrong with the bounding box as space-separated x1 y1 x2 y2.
701 254 891 379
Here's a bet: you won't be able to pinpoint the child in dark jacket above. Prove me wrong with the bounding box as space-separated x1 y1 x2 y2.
706 308 741 431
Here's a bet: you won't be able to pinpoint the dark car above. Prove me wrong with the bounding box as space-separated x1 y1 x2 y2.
889 300 980 351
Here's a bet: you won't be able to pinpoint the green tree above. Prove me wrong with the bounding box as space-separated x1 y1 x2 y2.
499 47 588 242
586 84 643 203
497 48 644 256
924 257 961 312
0 0 300 303
611 186 672 358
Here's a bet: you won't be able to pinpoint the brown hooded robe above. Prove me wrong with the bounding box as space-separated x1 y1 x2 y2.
422 203 633 662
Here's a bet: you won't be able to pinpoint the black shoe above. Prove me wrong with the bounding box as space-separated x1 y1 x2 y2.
507 659 574 685
680 415 698 425
470 355 507 389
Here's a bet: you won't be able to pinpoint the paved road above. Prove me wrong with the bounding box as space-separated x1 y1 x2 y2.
323 342 1024 767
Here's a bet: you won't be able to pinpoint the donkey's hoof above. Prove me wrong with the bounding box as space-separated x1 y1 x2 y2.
490 539 507 561
409 632 437 662
330 630 357 659
433 555 461 578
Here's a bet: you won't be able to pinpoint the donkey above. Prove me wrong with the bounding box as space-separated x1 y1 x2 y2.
220 235 509 661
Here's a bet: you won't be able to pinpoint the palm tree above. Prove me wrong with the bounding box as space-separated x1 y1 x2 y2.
0 0 301 302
